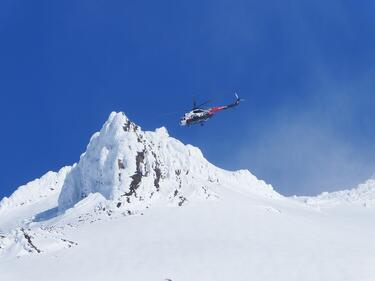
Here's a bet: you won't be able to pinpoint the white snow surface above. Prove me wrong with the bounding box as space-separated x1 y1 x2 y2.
0 112 374 281
296 179 375 208
0 166 71 232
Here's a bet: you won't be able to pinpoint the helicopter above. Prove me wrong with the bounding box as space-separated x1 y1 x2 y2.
180 93 243 126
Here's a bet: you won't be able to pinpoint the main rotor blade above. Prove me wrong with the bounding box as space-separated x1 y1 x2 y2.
160 111 181 117
192 97 197 109
196 100 212 109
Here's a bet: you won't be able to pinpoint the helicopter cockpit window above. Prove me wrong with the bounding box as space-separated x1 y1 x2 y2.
193 109 204 114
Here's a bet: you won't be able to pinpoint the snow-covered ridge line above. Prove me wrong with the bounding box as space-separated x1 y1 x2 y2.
297 179 375 206
0 166 71 213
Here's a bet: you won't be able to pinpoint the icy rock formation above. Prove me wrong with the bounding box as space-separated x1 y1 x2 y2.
58 112 276 212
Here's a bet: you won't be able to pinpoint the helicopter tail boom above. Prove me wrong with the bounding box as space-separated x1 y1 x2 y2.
209 93 243 113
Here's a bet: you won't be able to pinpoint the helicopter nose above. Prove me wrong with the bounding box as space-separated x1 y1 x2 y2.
180 119 186 126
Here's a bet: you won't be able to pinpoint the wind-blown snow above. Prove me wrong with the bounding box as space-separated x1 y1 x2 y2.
0 112 374 281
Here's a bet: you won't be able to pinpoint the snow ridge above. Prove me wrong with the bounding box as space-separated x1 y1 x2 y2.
298 179 375 207
0 166 71 214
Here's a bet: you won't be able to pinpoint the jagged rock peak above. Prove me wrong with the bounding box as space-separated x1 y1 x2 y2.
106 112 141 133
57 112 276 213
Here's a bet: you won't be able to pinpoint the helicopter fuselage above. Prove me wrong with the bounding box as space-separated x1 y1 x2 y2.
180 94 242 126
180 106 229 126
180 109 212 126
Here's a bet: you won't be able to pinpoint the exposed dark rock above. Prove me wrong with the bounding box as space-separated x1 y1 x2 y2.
122 118 140 132
154 166 162 191
118 159 125 169
202 186 208 194
127 173 142 197
125 150 146 197
178 196 187 206
123 120 132 132
136 133 143 143
21 229 41 254
151 152 163 191
61 238 78 246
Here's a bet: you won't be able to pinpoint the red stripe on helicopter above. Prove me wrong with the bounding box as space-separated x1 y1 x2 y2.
209 106 227 114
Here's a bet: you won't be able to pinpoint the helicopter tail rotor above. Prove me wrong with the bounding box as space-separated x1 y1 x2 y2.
234 92 245 104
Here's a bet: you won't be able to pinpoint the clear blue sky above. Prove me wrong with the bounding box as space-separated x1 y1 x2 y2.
1 1 375 199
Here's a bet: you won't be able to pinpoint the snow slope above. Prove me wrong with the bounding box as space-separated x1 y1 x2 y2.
0 166 71 232
1 112 374 281
297 179 375 208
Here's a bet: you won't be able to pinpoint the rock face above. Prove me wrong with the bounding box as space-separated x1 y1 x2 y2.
58 112 276 212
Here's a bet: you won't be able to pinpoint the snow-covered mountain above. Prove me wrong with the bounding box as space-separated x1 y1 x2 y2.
1 112 374 281
297 179 375 208
58 112 277 213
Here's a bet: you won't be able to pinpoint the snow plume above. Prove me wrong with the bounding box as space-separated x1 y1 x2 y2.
238 75 375 196
58 112 277 213
241 114 373 196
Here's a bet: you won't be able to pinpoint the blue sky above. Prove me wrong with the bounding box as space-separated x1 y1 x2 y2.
1 1 375 199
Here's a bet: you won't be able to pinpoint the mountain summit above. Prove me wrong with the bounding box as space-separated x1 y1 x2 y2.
58 112 276 212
